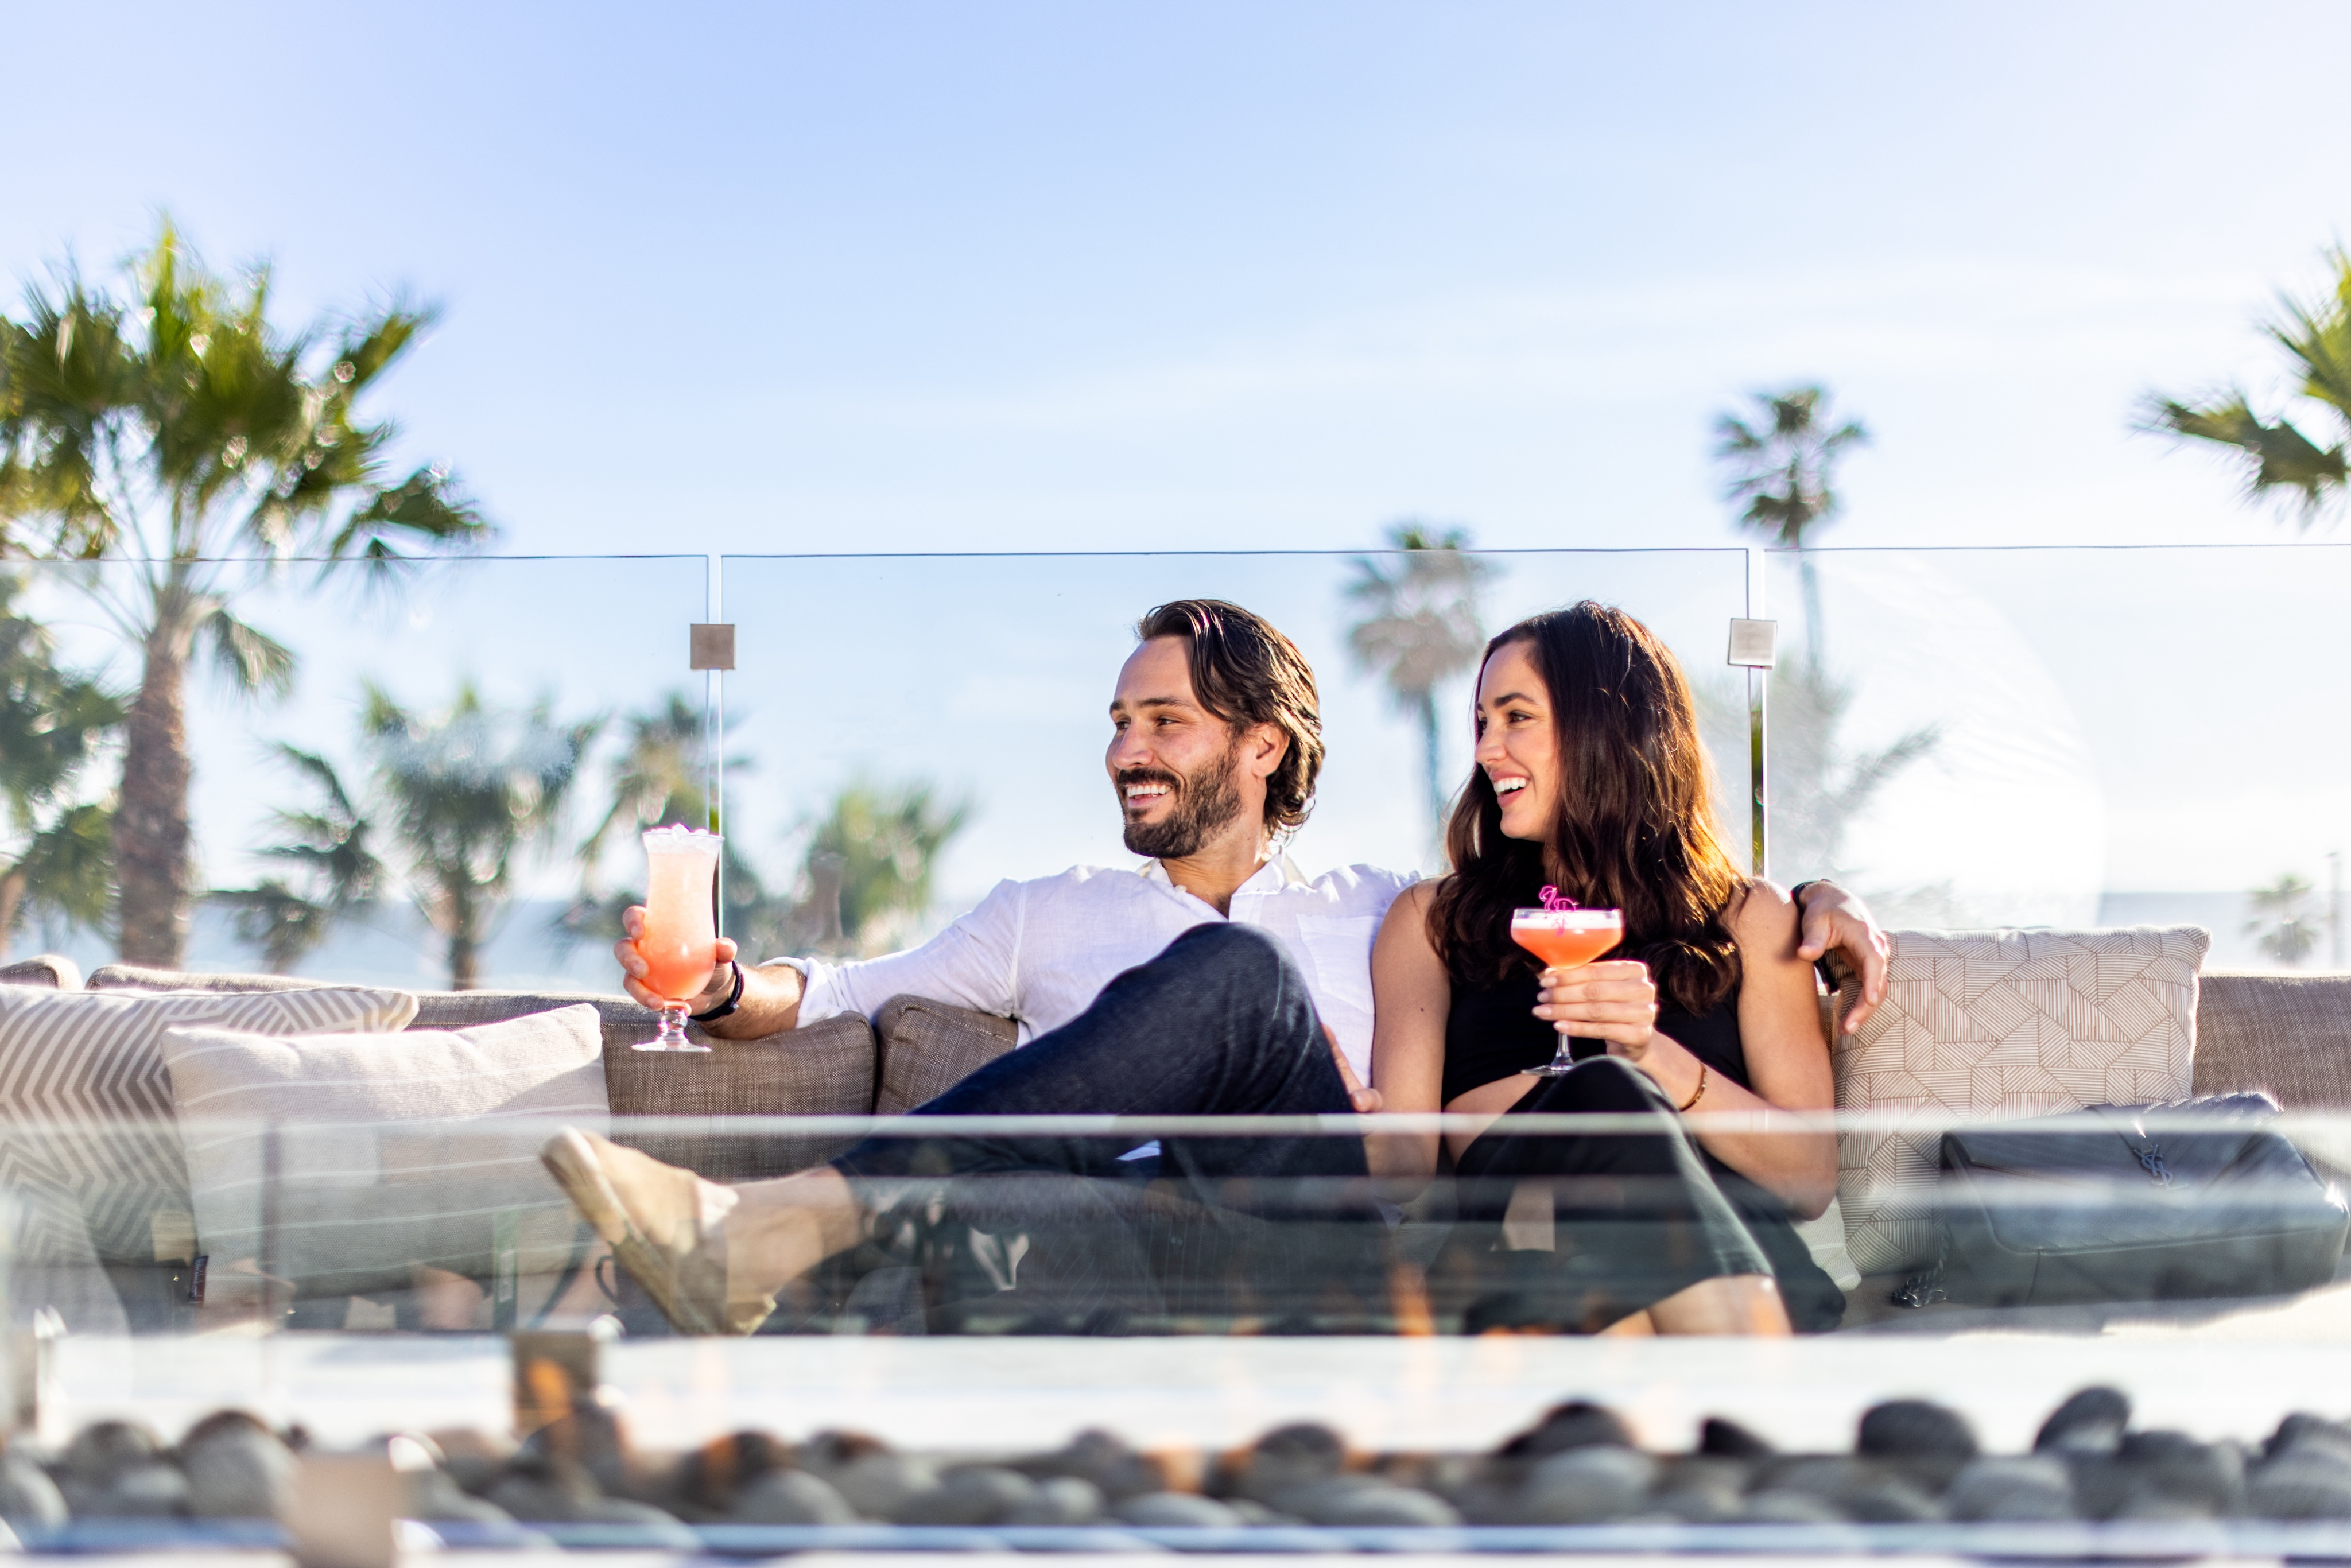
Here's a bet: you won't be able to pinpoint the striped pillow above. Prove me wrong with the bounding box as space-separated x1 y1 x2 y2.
159 1003 610 1296
0 984 418 1266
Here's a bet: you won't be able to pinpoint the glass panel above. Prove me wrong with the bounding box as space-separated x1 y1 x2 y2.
1764 543 2351 961
1 555 707 989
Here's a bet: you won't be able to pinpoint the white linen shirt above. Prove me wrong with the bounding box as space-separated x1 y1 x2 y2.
779 856 1417 1081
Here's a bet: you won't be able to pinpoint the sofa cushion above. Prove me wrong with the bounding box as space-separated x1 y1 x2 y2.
408 989 876 1179
0 983 418 1266
875 995 1018 1115
2194 972 2351 1107
88 963 326 993
160 1003 608 1297
1831 925 2209 1276
0 954 80 989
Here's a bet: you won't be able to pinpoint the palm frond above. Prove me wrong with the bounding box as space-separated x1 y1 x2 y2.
201 607 296 698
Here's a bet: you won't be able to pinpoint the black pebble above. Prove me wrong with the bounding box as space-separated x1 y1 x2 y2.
1857 1400 1978 1462
1698 1418 1775 1458
1498 1402 1635 1458
2035 1387 2131 1455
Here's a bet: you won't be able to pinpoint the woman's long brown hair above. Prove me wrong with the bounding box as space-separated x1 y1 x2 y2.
1427 601 1747 1014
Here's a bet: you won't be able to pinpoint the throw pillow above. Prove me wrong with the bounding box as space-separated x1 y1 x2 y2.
160 1003 610 1296
1832 925 2210 1277
0 984 418 1267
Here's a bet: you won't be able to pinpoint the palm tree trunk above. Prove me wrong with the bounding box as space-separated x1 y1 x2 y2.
1799 552 1827 673
447 878 479 990
0 867 24 960
114 591 203 965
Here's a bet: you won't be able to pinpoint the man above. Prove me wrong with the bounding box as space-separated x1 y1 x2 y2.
556 598 1887 1333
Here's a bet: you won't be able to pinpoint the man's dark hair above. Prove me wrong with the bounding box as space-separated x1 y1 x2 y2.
1134 599 1324 833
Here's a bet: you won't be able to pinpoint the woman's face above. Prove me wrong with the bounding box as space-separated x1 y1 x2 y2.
1473 638 1558 843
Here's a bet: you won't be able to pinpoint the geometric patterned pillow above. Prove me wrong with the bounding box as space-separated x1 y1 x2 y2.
0 985 418 1266
1830 926 2209 1277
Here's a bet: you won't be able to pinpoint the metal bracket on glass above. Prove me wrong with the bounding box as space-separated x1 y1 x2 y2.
689 622 736 671
1725 618 1778 668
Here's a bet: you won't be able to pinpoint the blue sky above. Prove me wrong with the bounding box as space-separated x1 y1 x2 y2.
9 1 2351 955
6 1 2345 557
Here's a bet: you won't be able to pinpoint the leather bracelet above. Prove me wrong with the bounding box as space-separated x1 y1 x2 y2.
689 961 746 1022
1677 1062 1708 1113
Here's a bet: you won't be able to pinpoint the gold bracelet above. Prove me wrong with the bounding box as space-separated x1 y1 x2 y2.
1677 1062 1708 1113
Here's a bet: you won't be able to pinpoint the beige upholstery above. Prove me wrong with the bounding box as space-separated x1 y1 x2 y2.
87 967 879 1179
1830 926 2208 1276
88 963 321 993
2194 972 2351 1108
0 954 79 989
406 988 877 1178
875 994 1018 1115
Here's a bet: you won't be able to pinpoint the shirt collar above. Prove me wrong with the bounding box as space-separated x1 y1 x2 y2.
1136 854 1306 894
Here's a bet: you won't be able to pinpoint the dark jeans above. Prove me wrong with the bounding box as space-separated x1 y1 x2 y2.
833 921 1368 1190
830 923 1378 1330
1449 1057 1840 1330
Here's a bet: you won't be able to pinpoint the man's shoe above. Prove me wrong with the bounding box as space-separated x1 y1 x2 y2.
539 1128 775 1335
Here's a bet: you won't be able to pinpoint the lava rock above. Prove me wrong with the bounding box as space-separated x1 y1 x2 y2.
672 1430 797 1517
180 1425 296 1519
1943 1457 2077 1522
482 1452 680 1528
1112 1491 1243 1527
61 1421 164 1491
2034 1388 2130 1456
2249 1451 2351 1520
1856 1400 1978 1464
2271 1414 2351 1465
0 1454 65 1528
1841 1480 1945 1523
731 1469 859 1526
2115 1430 2243 1516
1499 1402 1636 1458
75 1461 191 1519
1697 1418 1775 1458
1001 1476 1105 1526
1511 1446 1656 1524
798 1434 937 1522
1012 1429 1161 1502
893 1466 1037 1525
1272 1476 1459 1527
1224 1423 1347 1503
406 1469 515 1526
1740 1488 1849 1523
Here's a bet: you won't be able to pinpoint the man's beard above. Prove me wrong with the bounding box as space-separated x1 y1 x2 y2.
1119 739 1247 859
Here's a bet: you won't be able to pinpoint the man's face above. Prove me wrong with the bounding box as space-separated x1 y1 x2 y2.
1107 636 1255 859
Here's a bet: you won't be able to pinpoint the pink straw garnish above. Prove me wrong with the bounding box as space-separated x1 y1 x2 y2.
1538 885 1578 911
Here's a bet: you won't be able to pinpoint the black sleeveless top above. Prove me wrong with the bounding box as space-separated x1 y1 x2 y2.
1442 968 1749 1106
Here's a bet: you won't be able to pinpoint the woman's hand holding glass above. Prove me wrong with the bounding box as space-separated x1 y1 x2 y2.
1534 958 1659 1058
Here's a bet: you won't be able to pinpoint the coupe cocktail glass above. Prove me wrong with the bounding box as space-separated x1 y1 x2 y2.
1510 888 1623 1077
635 826 721 1053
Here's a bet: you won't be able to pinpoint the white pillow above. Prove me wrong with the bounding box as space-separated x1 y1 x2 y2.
1833 925 2209 1277
0 984 418 1265
160 1003 610 1295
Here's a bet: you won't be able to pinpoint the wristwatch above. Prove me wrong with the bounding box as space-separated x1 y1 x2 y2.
689 961 746 1022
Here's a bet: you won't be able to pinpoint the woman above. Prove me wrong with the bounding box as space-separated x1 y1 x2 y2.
1364 601 1842 1335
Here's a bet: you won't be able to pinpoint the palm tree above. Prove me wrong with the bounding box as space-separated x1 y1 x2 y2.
2248 872 2322 967
1712 386 1870 669
0 573 122 953
0 224 486 965
212 744 385 973
800 781 972 956
362 684 596 989
2148 249 2351 521
1344 523 1496 846
560 690 794 956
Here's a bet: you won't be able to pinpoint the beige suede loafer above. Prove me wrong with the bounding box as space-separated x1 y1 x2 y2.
539 1128 775 1336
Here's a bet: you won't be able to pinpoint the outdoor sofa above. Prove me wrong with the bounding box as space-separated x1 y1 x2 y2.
0 930 2345 1337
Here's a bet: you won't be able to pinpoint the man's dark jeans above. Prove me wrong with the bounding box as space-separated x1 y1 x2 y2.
829 923 1376 1330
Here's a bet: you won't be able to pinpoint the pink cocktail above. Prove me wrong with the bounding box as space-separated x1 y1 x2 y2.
635 826 721 1053
1510 889 1622 1077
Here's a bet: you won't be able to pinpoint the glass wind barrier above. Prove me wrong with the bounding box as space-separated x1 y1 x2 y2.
1758 544 2351 954
0 1111 2347 1555
6 544 2351 1556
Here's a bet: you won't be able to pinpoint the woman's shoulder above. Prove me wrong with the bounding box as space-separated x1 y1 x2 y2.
1725 878 1800 949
